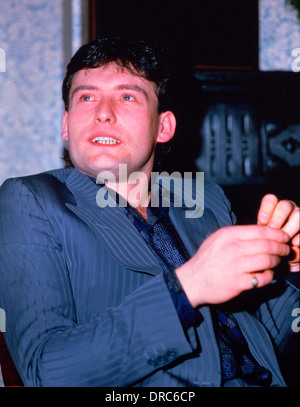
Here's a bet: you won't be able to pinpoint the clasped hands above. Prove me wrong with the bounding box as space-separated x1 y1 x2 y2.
176 194 300 307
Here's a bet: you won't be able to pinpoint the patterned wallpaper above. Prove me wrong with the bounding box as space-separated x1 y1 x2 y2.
0 0 65 186
259 0 300 70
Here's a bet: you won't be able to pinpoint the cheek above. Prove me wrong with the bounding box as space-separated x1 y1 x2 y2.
66 116 85 142
129 113 160 140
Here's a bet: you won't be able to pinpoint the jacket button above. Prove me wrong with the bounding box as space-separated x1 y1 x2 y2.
147 348 178 367
147 357 158 367
166 349 177 360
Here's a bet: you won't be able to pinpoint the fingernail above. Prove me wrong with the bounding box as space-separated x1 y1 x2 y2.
258 213 269 224
268 223 277 229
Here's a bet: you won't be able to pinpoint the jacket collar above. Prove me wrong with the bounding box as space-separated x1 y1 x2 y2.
64 168 100 208
64 169 162 275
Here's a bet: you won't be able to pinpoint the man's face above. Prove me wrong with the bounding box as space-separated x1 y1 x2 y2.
61 63 176 179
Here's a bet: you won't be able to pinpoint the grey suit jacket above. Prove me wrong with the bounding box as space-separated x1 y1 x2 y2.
0 168 298 387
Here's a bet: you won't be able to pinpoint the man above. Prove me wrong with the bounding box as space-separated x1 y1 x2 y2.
0 37 299 387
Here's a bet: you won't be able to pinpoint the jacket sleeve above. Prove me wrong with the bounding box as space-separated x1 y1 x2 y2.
0 178 198 387
254 276 299 382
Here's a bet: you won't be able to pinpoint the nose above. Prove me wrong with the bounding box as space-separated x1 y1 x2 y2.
94 99 116 123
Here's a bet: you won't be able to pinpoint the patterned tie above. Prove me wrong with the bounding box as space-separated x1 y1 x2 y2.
149 218 188 270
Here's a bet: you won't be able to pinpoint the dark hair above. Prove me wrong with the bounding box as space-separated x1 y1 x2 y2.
62 36 176 113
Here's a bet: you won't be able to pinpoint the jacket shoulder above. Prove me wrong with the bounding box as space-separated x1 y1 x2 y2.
0 168 76 208
204 181 237 227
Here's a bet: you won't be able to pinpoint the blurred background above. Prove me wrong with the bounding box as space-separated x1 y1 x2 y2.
0 0 299 220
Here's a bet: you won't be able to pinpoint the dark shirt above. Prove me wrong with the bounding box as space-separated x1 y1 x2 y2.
121 202 202 331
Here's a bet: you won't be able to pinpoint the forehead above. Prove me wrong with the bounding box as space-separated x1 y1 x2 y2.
70 63 158 95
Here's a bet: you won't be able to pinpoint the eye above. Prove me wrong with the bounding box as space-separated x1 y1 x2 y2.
81 95 94 101
122 94 135 101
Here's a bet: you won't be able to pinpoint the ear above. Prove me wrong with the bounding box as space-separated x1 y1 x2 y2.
157 111 176 144
61 111 69 141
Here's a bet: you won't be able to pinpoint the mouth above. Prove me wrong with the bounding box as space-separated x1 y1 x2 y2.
90 136 121 145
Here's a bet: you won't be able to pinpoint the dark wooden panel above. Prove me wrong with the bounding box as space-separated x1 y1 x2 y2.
89 0 259 69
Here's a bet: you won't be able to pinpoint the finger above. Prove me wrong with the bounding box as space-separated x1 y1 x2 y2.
257 194 278 225
240 253 282 274
291 233 300 247
251 269 275 289
281 208 300 239
240 269 274 291
289 263 300 272
236 239 290 257
228 225 290 242
267 200 296 229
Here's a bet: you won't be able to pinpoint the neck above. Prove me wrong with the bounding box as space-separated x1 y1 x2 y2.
134 204 149 220
117 179 151 219
95 163 153 219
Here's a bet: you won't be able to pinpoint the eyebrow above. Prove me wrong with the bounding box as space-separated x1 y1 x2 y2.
70 85 98 100
70 84 149 101
117 84 149 100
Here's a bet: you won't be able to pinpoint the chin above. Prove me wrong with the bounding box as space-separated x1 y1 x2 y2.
88 163 123 180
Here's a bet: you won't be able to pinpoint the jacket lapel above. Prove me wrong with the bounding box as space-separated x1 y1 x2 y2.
234 312 286 386
64 169 162 276
170 205 221 258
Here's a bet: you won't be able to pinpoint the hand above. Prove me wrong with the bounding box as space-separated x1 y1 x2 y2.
176 225 290 307
257 194 300 271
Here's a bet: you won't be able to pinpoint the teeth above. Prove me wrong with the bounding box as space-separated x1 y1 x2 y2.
91 137 120 145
